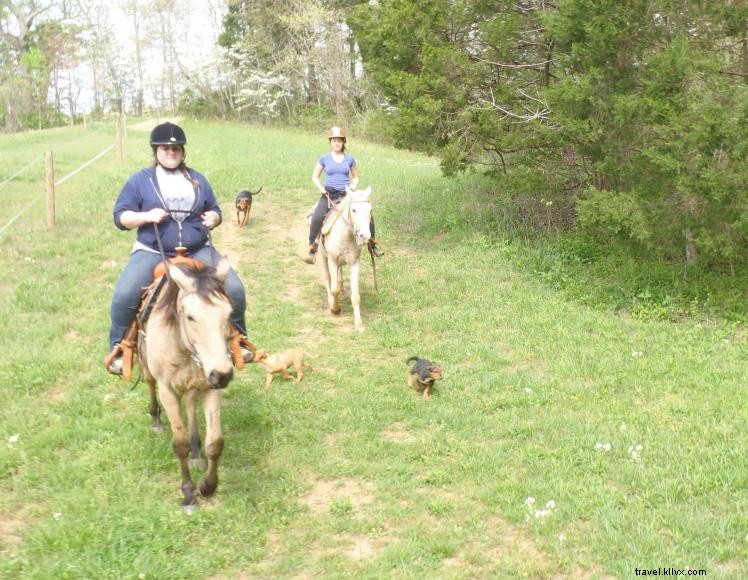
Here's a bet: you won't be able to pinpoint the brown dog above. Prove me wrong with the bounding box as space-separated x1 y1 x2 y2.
406 356 443 400
253 348 315 388
235 187 263 227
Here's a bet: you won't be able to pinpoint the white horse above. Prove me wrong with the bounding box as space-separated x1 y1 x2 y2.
318 186 373 332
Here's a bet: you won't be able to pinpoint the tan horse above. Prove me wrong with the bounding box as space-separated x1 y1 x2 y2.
138 260 234 511
318 186 373 332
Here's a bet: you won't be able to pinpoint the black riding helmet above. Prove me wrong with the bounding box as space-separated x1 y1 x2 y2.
150 122 187 146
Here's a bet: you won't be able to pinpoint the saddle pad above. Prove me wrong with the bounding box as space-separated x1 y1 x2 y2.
321 196 349 236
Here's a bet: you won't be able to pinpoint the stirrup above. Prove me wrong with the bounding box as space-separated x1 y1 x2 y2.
107 354 124 375
369 241 385 258
230 329 257 369
304 243 318 264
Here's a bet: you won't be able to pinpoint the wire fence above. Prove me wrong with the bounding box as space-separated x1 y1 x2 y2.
0 139 117 236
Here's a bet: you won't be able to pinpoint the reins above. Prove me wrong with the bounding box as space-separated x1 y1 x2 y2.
148 216 218 372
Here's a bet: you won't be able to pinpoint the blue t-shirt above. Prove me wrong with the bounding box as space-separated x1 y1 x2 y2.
319 153 356 191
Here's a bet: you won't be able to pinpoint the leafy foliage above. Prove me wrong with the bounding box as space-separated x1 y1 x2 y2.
349 0 748 268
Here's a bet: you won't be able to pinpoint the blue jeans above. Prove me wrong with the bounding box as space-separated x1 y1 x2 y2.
109 246 248 350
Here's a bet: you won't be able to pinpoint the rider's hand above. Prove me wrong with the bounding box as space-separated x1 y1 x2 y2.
146 208 168 224
201 210 220 230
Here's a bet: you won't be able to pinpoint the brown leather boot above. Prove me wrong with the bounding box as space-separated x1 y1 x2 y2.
368 240 384 257
304 242 318 264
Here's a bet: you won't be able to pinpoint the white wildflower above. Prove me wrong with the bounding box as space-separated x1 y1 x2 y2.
594 442 611 452
628 444 644 462
631 351 644 358
53 512 62 520
524 387 533 394
7 434 19 444
525 497 557 521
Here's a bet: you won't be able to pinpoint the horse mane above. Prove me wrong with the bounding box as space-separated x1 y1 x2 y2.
159 263 230 327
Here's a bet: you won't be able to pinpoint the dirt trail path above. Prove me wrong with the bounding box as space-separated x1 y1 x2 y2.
214 189 364 353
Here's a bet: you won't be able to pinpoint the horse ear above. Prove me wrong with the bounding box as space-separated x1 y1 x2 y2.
168 264 195 291
214 258 230 282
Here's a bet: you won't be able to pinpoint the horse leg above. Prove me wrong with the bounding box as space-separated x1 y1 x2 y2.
158 386 198 509
349 260 365 332
147 379 163 433
198 389 224 498
324 256 341 315
186 389 205 471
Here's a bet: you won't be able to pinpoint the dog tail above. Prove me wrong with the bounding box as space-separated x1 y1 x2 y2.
252 186 263 195
406 356 418 365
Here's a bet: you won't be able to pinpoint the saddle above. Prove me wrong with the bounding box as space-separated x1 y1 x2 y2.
304 195 348 236
104 248 255 380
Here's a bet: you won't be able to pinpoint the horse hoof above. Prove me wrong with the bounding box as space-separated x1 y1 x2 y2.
151 425 164 434
355 325 365 333
182 503 199 515
189 458 206 470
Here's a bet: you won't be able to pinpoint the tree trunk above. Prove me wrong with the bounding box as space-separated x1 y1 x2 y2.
685 229 697 265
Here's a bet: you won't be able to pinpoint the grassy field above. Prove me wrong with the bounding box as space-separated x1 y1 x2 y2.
0 120 746 578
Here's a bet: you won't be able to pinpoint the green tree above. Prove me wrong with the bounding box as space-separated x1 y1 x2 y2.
546 0 748 266
350 0 559 176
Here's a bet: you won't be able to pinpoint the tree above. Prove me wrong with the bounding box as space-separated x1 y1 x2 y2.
546 0 748 265
218 0 370 123
0 0 52 129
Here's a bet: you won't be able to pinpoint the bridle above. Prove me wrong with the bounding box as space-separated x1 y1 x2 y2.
174 289 232 384
339 195 372 246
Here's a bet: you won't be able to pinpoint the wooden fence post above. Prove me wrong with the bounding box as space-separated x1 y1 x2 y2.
116 114 125 161
45 151 55 228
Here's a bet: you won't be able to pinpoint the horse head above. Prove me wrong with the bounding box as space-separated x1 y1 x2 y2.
345 185 372 246
168 260 234 389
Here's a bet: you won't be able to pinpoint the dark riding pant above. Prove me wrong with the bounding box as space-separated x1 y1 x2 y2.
108 246 248 350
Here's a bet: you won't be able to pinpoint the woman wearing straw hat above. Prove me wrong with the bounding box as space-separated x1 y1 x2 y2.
304 126 384 263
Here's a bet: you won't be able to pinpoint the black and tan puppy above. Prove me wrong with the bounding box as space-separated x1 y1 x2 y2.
235 187 263 227
406 356 443 400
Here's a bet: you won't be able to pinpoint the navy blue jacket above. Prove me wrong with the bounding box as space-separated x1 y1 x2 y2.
113 166 222 256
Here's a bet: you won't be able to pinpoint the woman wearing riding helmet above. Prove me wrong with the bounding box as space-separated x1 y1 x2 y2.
304 126 384 263
105 122 255 375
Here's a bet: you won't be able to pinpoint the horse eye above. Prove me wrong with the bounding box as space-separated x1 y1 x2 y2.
187 315 196 322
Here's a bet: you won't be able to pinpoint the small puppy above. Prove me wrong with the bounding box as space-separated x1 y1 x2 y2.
406 356 443 400
254 348 314 388
235 187 263 227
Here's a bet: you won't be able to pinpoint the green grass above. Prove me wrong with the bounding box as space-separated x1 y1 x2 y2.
0 120 746 578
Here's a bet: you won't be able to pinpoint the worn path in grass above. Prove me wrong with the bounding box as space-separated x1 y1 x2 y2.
210 188 611 578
